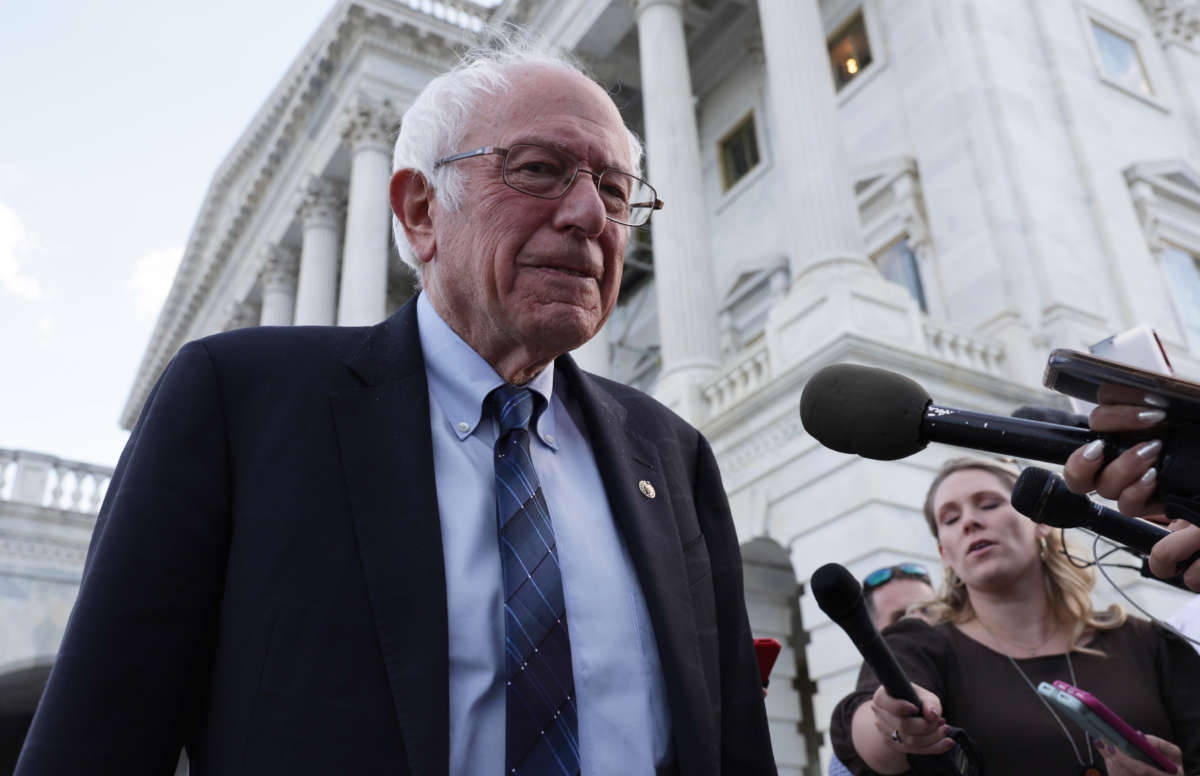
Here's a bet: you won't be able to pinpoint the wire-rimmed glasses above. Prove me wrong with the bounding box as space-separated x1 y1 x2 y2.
434 143 663 227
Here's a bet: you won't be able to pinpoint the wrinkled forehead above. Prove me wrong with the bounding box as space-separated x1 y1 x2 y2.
464 63 631 169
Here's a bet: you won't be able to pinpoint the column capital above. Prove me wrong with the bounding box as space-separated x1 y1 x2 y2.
224 298 259 331
340 93 401 154
297 175 347 231
631 0 683 17
261 243 299 293
1140 0 1200 45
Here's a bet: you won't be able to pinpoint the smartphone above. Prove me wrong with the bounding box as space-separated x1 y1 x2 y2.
1043 349 1200 421
754 637 781 688
1067 325 1174 416
1036 681 1177 772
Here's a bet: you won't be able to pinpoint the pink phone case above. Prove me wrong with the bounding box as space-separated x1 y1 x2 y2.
1052 680 1176 772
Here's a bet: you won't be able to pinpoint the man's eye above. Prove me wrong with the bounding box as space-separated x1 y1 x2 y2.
600 183 629 202
981 499 1002 510
517 161 561 176
942 513 959 525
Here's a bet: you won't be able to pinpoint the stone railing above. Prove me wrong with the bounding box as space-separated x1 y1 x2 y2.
0 449 113 516
702 342 772 417
399 0 490 31
922 322 1007 378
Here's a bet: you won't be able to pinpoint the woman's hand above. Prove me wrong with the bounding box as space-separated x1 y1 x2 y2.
869 683 954 756
850 682 953 774
1148 521 1200 591
1095 733 1182 776
1062 402 1165 516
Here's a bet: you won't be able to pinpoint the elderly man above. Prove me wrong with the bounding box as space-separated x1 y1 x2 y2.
16 41 774 776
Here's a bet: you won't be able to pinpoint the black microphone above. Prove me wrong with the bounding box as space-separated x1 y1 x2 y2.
799 363 1131 464
812 563 984 775
811 562 923 709
1011 467 1199 590
1011 405 1089 429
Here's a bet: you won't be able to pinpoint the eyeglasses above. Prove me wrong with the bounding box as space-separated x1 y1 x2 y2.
862 563 931 593
433 143 664 227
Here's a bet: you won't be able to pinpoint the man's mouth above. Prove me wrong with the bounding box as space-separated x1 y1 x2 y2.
539 265 591 279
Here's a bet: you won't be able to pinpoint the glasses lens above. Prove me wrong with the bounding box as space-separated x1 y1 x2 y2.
502 144 574 197
899 563 929 579
863 567 894 590
616 173 656 227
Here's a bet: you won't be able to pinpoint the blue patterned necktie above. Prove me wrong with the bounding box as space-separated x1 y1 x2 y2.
487 384 580 775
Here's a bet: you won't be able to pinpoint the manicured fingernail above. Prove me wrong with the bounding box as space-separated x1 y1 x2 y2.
1082 439 1105 460
1140 467 1158 485
1144 393 1168 408
939 725 951 736
1138 409 1166 424
1137 439 1163 459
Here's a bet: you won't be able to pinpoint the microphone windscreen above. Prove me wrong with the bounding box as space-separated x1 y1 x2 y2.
800 364 930 460
1012 405 1089 429
811 562 876 649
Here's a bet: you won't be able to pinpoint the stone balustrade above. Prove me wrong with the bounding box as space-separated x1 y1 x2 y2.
701 342 772 417
922 322 1007 377
0 449 113 516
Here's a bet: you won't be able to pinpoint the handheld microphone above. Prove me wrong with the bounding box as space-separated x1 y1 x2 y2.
799 363 1124 463
1011 467 1199 590
811 563 984 775
811 563 923 709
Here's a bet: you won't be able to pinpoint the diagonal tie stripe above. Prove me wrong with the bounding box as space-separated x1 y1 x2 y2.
487 384 579 775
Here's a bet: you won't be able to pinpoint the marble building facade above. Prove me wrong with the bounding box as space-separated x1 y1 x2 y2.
6 0 1199 772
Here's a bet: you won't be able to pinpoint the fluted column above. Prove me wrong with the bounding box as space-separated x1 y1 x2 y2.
294 176 346 326
224 298 258 331
337 94 399 326
757 0 871 278
635 0 721 422
260 243 299 326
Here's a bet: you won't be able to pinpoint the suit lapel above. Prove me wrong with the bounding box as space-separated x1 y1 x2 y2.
560 359 717 774
331 299 448 776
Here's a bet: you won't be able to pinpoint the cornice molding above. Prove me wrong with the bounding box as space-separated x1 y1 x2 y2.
1140 0 1200 46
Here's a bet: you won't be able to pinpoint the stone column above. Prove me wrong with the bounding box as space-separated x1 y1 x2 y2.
260 243 299 326
635 0 721 422
337 94 399 327
294 176 346 326
757 0 871 278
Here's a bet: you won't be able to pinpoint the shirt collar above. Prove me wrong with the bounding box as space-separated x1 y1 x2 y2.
416 293 558 449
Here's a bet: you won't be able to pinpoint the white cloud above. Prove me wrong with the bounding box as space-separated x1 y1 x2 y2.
0 203 45 301
129 245 184 318
37 313 56 339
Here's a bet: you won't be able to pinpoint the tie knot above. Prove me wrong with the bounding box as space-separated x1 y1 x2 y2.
487 384 537 435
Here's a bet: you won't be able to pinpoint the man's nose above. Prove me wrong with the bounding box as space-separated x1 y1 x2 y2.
553 170 608 236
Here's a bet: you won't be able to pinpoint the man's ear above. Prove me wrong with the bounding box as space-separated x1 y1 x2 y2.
390 168 437 264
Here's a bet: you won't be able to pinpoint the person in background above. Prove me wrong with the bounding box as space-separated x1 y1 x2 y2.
862 563 935 632
829 456 1200 776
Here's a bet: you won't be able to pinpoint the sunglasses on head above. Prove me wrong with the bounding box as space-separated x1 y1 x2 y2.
862 563 931 593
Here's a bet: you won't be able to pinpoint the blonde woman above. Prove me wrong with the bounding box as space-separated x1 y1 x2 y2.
829 457 1200 776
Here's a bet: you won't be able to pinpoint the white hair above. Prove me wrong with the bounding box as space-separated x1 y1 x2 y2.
390 28 645 276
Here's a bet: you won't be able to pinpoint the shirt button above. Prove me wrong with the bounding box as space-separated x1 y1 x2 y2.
457 422 469 432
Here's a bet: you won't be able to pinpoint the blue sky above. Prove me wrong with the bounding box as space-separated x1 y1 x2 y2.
0 1 346 466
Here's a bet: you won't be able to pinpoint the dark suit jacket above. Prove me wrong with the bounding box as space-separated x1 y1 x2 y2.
17 299 775 775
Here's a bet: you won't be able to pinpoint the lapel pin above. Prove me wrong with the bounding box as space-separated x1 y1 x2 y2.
638 480 656 499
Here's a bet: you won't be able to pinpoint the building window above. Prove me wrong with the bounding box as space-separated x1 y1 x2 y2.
873 237 928 312
1090 20 1153 97
718 113 760 192
1161 245 1200 345
828 11 873 91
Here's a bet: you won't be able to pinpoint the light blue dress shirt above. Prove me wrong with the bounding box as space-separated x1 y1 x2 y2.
417 294 671 775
